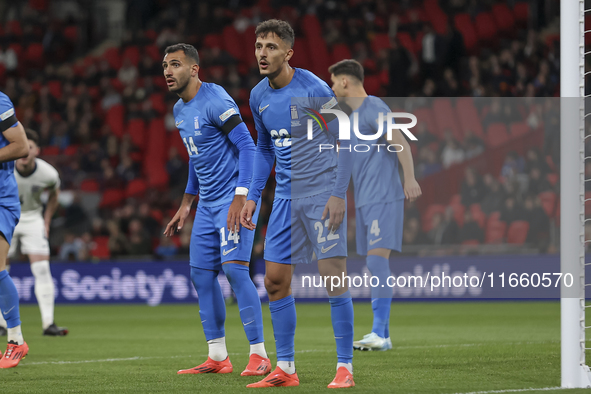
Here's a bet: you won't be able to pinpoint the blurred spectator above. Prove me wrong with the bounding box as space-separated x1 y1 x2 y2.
523 194 550 249
137 202 162 237
118 58 139 86
128 219 152 255
480 174 505 214
428 208 459 245
441 131 465 168
0 42 18 72
155 234 179 258
500 151 525 181
402 217 429 245
527 167 552 195
500 197 524 224
460 167 485 206
107 220 128 257
59 232 89 261
387 36 413 97
458 211 484 244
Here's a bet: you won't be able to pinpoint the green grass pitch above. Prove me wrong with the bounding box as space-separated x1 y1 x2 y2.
1 301 589 393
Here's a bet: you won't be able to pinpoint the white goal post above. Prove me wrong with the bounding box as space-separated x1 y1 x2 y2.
561 0 591 388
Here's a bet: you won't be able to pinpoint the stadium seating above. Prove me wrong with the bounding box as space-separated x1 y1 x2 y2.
485 220 506 244
539 191 557 217
506 220 529 244
492 3 515 34
99 189 125 208
486 123 510 147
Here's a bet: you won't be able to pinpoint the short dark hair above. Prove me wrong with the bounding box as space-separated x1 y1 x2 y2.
25 128 39 144
164 43 200 65
328 59 364 83
255 19 295 48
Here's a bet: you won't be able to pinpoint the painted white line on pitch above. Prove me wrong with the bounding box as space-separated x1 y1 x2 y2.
454 387 568 394
20 340 559 366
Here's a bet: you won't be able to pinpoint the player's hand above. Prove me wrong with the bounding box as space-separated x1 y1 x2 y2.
227 195 246 234
164 207 190 237
240 200 257 231
404 178 422 202
321 196 346 233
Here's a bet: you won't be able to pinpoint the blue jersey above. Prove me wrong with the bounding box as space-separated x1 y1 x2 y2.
0 92 19 208
352 96 405 207
248 68 343 200
173 83 248 207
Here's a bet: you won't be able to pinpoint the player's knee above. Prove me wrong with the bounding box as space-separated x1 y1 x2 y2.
264 275 285 296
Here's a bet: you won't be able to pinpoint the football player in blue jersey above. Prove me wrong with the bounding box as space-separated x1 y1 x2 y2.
240 20 355 388
328 59 422 351
162 43 271 377
0 91 30 368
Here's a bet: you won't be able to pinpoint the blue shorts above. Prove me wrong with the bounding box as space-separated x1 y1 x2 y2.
355 200 404 256
190 201 260 271
264 191 348 265
0 204 20 245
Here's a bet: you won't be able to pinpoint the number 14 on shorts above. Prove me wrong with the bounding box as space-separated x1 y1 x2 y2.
220 227 240 246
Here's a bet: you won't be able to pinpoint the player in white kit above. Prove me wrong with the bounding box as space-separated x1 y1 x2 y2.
0 129 68 336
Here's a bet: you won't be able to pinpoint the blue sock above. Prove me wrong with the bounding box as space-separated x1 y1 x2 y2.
222 263 264 344
367 255 392 338
0 270 20 328
269 295 296 362
191 267 225 341
329 290 353 364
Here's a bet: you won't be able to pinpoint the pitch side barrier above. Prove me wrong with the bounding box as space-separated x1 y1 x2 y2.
6 255 587 305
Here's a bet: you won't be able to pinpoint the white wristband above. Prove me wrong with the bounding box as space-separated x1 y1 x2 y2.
235 187 249 196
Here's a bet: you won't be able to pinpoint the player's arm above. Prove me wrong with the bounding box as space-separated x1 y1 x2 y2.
164 166 198 237
0 121 28 163
386 129 422 201
321 96 354 232
241 107 274 231
44 188 60 236
225 118 255 233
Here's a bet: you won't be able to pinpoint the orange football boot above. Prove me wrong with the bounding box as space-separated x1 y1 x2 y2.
327 366 355 388
246 366 299 387
0 342 28 368
241 354 271 376
177 356 233 374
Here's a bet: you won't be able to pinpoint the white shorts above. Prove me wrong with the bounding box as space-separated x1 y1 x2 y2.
8 215 49 257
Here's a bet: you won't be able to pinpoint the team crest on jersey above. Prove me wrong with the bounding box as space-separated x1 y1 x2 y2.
290 105 301 126
194 116 201 136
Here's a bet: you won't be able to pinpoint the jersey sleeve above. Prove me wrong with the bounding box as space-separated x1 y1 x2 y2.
208 88 243 135
246 91 274 202
0 93 18 132
47 164 61 191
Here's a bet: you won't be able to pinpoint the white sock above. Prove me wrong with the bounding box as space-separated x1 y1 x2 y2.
249 342 267 358
0 313 6 328
277 360 295 375
7 326 24 345
207 337 228 361
31 261 55 329
337 362 353 374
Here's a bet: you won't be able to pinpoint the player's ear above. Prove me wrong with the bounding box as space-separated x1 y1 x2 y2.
191 64 200 77
342 76 348 89
285 48 294 62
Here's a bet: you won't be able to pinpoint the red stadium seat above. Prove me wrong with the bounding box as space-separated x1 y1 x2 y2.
127 118 146 151
396 32 415 54
90 236 111 259
449 203 465 227
47 80 62 99
462 239 480 245
99 189 125 208
509 122 529 137
449 194 461 205
547 173 558 187
25 43 44 67
364 75 381 96
331 43 352 64
63 144 79 156
7 21 22 37
301 14 322 39
513 2 529 25
539 191 557 217
486 123 509 147
433 99 462 140
122 46 141 66
454 13 478 52
41 146 60 156
371 34 391 54
106 104 125 138
104 47 121 70
485 221 506 244
474 12 498 42
222 25 243 61
492 4 515 33
145 45 161 62
203 34 222 49
63 25 78 42
456 97 484 138
470 208 486 228
149 93 166 115
487 211 501 225
506 220 529 244
413 107 439 137
289 39 311 70
80 179 100 192
125 179 147 198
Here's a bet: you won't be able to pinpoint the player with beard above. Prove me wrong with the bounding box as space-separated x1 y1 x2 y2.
162 43 270 377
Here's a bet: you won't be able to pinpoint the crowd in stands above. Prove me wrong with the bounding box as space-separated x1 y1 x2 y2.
0 0 563 259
